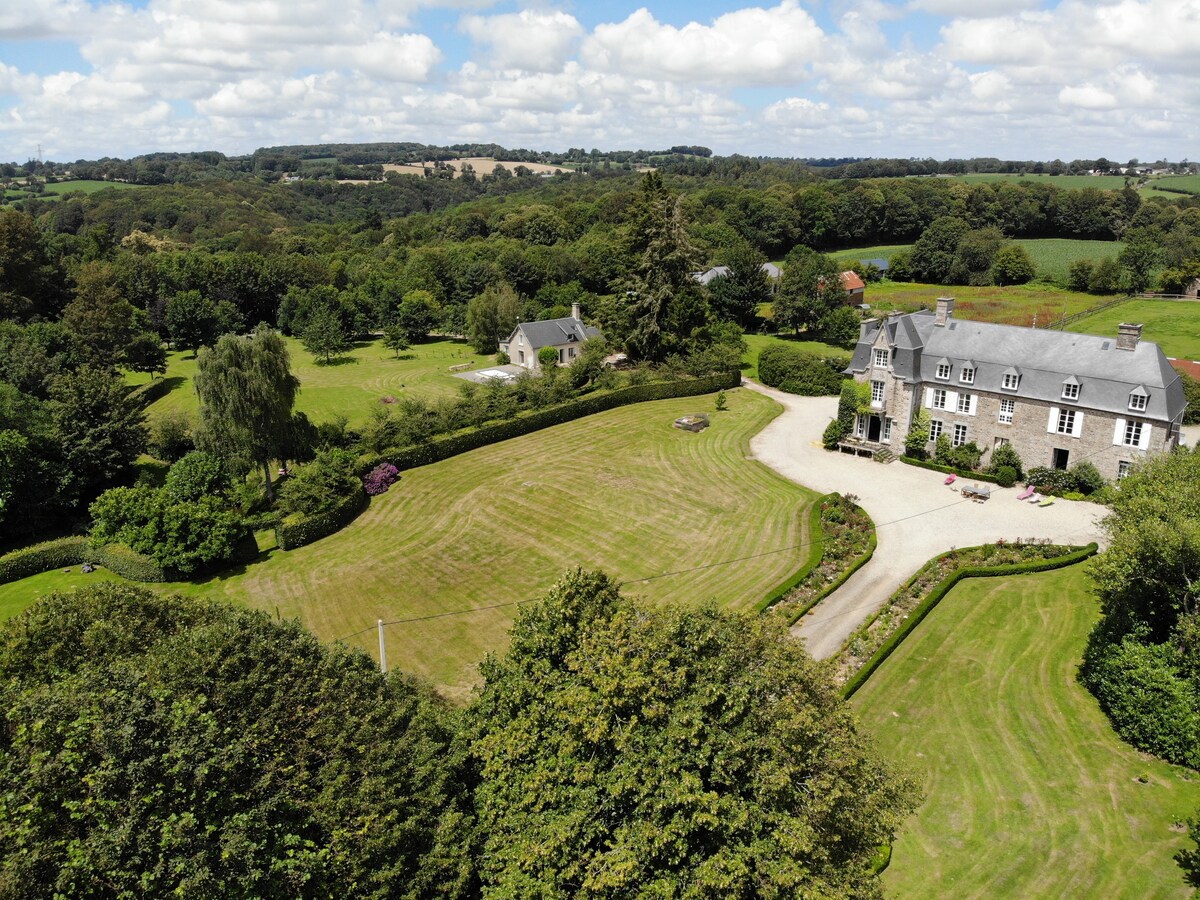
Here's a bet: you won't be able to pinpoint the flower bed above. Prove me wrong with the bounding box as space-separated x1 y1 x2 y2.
760 494 876 623
838 540 1098 696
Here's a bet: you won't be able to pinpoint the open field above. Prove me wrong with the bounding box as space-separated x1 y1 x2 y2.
0 567 125 624
865 282 1112 327
383 158 575 179
45 179 142 195
944 173 1132 190
1069 299 1200 360
131 336 491 427
853 565 1200 899
828 239 1120 283
828 245 912 267
4 390 814 701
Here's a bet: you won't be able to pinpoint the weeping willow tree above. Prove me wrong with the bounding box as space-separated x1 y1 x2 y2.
194 325 299 501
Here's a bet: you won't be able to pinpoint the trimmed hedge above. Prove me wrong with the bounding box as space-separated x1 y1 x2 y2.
840 542 1099 698
754 496 830 613
93 543 168 582
788 531 877 626
899 456 1006 485
358 372 741 476
276 489 369 551
126 377 175 408
0 537 91 584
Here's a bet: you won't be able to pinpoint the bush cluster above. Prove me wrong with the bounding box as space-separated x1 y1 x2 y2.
0 536 90 584
276 489 368 551
757 345 846 396
1027 460 1106 495
363 462 400 496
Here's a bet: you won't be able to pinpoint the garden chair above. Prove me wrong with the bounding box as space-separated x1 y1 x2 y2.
1016 485 1035 501
944 473 956 486
1027 493 1042 503
1039 498 1055 507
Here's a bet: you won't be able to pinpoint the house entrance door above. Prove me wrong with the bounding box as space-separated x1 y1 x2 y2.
867 416 882 442
1052 448 1070 470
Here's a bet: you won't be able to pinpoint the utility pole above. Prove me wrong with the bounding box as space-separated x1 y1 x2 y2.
377 619 388 673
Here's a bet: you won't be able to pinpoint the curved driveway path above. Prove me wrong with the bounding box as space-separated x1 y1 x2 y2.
742 381 1108 660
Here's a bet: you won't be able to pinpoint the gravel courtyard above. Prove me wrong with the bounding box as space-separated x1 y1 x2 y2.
741 381 1108 659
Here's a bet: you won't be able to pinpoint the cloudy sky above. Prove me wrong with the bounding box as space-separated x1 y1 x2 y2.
0 0 1196 162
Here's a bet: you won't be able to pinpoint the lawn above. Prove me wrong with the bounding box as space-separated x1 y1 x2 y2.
5 389 814 701
0 567 125 624
1069 299 1200 360
1147 175 1200 196
44 180 143 195
131 336 492 427
826 239 1120 284
948 173 1132 190
852 566 1200 899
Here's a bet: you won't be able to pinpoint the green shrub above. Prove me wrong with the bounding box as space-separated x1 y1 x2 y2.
822 419 847 449
125 377 175 408
0 537 91 584
495 350 511 365
149 410 194 462
757 345 845 396
164 451 230 502
1082 637 1200 768
1062 491 1086 501
93 543 167 582
988 442 1024 480
993 465 1017 488
277 448 360 518
1069 460 1106 495
275 488 368 550
1027 466 1074 495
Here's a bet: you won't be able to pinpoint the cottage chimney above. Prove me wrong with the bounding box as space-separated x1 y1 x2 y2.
1116 322 1142 351
934 297 954 327
571 302 581 321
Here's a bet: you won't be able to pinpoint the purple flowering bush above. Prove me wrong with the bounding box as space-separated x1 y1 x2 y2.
363 463 400 496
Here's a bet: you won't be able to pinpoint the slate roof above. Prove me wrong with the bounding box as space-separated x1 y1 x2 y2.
848 310 1186 424
693 263 781 285
505 316 601 351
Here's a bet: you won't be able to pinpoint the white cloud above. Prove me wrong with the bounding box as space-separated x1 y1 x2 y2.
581 2 826 85
460 9 583 72
910 0 1040 16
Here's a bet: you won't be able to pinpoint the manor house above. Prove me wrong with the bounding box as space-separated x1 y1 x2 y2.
844 299 1186 479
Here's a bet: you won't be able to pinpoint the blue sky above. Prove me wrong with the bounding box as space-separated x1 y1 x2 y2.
0 0 1195 162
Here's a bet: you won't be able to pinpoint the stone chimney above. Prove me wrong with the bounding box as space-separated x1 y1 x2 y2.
571 302 581 321
934 297 955 327
1116 322 1142 351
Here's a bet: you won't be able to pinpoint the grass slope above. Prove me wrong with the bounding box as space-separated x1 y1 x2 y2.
828 239 1120 284
1069 300 1200 360
3 390 813 700
0 568 124 624
866 282 1109 327
852 566 1200 899
132 336 491 426
741 333 849 380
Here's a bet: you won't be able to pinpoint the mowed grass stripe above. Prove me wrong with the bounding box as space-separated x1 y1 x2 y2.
852 566 1200 899
1068 299 1200 360
187 388 813 700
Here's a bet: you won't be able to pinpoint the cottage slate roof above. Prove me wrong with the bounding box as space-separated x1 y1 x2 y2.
848 310 1185 423
505 316 601 351
693 263 782 285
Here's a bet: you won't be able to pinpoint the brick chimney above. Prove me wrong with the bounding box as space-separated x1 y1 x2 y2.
571 302 581 321
934 297 955 327
1116 322 1142 351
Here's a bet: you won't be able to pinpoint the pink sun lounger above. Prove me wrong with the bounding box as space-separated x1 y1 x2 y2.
1016 485 1035 501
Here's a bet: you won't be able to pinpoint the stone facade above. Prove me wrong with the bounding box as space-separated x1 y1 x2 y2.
844 300 1186 480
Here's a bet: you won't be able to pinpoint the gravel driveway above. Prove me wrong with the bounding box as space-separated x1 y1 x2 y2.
741 381 1108 659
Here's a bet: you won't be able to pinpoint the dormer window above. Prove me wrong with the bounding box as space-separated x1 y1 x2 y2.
1129 387 1148 412
959 361 975 385
873 348 889 368
935 358 951 380
1061 377 1080 401
1002 368 1020 391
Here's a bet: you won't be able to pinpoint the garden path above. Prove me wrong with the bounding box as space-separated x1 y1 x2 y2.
740 381 1108 659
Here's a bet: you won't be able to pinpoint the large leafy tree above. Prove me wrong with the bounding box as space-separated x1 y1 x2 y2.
467 569 918 897
707 243 771 326
466 283 520 354
302 303 352 364
61 261 145 369
0 585 473 898
194 326 299 501
165 288 221 355
773 245 845 335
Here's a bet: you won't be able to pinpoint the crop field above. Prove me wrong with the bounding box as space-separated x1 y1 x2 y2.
383 158 575 179
826 239 1120 284
853 566 1200 899
828 245 912 267
131 336 492 427
1148 175 1200 195
1068 299 1200 360
945 173 1132 190
3 390 814 701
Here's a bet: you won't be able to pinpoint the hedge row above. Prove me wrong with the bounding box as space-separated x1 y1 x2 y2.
840 542 1099 698
787 531 877 626
94 543 168 582
276 489 369 551
754 496 830 613
126 377 175 408
899 456 1006 485
0 536 91 584
357 372 741 476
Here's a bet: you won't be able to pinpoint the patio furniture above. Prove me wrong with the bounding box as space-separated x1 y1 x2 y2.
1027 493 1043 503
1016 485 1036 501
961 484 990 501
944 474 957 486
1039 498 1055 507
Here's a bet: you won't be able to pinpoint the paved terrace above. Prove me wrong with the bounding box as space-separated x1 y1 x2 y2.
741 382 1108 660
